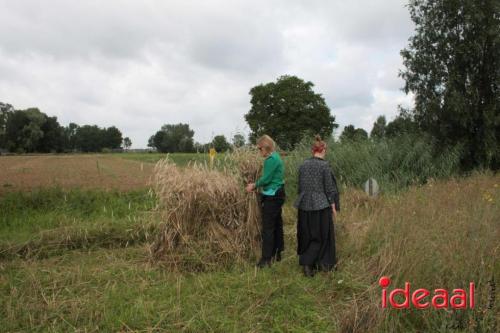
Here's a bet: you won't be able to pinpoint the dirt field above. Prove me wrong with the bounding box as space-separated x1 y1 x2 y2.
0 154 154 194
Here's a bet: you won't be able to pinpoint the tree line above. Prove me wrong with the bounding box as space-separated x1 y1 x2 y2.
147 123 245 153
339 111 418 143
0 103 131 153
2 0 497 170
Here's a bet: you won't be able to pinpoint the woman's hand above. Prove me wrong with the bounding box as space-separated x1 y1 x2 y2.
331 203 337 220
246 183 256 193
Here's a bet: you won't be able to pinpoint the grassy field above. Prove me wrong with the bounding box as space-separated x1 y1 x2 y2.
0 154 498 332
116 152 225 166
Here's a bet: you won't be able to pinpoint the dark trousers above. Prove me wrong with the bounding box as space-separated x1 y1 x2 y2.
260 187 285 261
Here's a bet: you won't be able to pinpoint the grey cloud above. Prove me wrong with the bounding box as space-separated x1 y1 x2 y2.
291 0 414 47
1 1 177 60
0 0 414 148
183 7 285 73
188 28 284 73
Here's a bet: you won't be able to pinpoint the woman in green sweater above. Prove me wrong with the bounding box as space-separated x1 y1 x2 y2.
246 135 285 268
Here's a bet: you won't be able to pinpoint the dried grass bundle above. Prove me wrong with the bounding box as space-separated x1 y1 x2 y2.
224 147 263 184
150 148 262 270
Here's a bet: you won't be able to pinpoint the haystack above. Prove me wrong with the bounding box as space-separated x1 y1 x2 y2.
150 148 262 270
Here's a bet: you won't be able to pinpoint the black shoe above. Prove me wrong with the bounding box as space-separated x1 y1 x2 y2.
303 265 315 277
256 259 271 268
274 251 282 262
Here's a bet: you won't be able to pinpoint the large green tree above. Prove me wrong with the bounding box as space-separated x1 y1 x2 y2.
245 75 337 150
73 125 124 152
232 133 245 148
74 125 103 152
339 125 368 142
212 135 230 152
5 108 47 153
123 137 132 150
148 123 195 153
385 115 419 138
103 126 123 149
370 116 387 140
36 116 65 153
400 0 500 169
64 123 79 151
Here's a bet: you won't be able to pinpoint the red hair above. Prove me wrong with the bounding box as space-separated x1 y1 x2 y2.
311 135 326 154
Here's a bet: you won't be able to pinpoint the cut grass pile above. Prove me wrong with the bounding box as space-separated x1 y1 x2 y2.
151 149 263 270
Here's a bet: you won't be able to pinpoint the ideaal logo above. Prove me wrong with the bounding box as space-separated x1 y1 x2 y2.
379 277 475 309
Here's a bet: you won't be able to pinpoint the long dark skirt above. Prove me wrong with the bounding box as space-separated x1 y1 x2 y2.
297 207 336 269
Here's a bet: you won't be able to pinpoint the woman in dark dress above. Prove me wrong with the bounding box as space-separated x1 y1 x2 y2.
294 135 339 277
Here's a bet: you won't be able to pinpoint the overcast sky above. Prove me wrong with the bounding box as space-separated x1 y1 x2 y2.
0 0 415 148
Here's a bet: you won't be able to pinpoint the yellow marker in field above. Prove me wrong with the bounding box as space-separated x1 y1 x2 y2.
209 148 216 168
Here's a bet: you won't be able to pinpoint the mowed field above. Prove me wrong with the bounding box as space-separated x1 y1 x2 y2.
0 153 222 195
0 155 154 195
0 154 498 332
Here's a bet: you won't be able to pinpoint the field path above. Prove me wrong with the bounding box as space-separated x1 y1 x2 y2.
0 154 154 194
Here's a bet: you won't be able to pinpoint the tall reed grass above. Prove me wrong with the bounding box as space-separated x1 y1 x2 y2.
286 134 462 197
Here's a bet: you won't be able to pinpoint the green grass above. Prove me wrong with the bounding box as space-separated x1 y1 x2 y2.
116 152 226 166
1 247 358 332
0 189 160 262
0 188 351 332
0 174 498 332
0 188 156 244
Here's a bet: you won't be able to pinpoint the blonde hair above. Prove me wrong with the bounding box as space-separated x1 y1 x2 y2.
256 135 276 153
